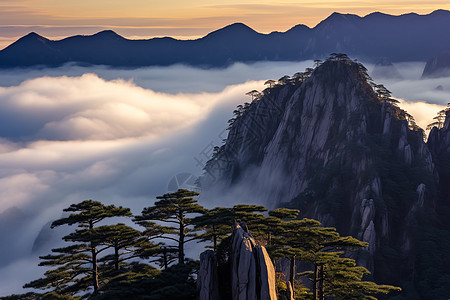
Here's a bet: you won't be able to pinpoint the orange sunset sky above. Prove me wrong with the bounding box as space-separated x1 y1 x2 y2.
0 0 449 49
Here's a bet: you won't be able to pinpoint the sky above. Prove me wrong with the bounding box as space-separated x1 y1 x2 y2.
1 0 450 49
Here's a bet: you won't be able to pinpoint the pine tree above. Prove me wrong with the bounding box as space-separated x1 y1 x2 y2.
269 217 400 299
427 104 450 130
134 189 205 264
24 200 132 298
231 204 267 237
94 223 148 271
192 207 233 252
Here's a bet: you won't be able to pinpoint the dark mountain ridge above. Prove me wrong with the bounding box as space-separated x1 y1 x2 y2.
2 10 450 68
200 58 450 299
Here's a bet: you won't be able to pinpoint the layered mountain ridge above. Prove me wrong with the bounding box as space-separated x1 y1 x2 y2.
3 10 450 68
200 58 450 298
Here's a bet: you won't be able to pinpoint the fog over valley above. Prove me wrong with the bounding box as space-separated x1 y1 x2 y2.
0 60 449 295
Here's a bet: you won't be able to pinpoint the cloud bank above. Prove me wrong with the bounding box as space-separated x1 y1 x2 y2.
0 73 221 140
0 71 266 295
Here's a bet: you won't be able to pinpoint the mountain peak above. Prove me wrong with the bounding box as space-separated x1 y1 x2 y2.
364 11 389 19
314 12 361 29
429 9 450 16
24 32 42 38
203 22 259 40
223 22 254 30
20 32 48 42
91 30 125 40
93 30 121 37
285 24 311 33
3 31 51 51
200 58 439 295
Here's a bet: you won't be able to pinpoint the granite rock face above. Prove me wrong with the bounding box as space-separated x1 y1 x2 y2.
428 110 450 155
422 51 450 78
428 110 450 207
198 223 277 300
230 223 277 300
198 250 220 300
201 59 439 284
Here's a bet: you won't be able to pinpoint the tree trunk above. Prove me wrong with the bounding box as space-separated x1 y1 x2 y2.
179 214 185 264
213 225 217 253
313 264 318 300
89 221 99 294
163 247 168 269
92 247 99 294
289 255 295 298
318 265 324 300
114 242 119 271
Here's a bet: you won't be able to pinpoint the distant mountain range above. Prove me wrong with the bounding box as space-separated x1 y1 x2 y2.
2 10 450 68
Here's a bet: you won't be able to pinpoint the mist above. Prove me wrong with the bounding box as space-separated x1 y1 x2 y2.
0 60 449 295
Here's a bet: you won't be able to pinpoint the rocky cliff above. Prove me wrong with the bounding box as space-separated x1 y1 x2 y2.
200 58 450 298
427 110 450 213
198 223 276 300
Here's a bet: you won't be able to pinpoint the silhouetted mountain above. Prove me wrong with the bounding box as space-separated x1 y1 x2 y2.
2 10 450 68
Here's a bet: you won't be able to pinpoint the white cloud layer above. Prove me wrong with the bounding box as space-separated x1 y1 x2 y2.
0 73 222 140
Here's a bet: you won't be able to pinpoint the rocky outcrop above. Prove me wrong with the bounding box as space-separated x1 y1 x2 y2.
427 109 450 208
231 223 277 300
422 51 450 78
428 110 450 154
198 250 220 300
201 59 438 285
358 199 376 254
198 223 276 300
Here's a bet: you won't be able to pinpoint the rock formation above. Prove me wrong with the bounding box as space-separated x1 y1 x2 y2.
197 250 220 300
427 110 450 207
198 222 277 300
200 58 450 296
422 51 450 78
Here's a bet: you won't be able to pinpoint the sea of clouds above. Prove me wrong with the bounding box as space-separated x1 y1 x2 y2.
0 60 449 295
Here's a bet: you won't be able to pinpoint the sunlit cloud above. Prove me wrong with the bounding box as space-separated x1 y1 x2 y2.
0 73 224 140
397 100 445 130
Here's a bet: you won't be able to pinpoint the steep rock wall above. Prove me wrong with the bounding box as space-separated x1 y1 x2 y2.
201 59 437 286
